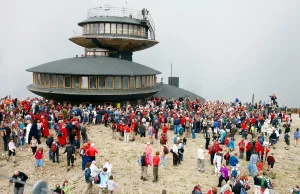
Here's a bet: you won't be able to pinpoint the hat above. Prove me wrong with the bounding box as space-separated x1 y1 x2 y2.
147 142 150 145
91 143 95 147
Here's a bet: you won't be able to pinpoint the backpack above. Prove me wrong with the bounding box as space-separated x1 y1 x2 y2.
186 120 190 127
160 136 167 145
139 125 146 134
84 168 91 183
179 128 184 136
240 188 247 194
94 173 101 184
173 137 177 144
284 133 289 141
163 146 169 155
137 156 142 166
0 130 6 137
112 124 116 130
51 143 57 152
46 138 52 147
261 177 271 189
278 128 282 134
71 128 77 136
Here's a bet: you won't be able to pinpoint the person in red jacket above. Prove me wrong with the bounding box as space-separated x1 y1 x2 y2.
238 139 245 159
152 151 160 182
84 143 98 161
124 124 131 143
34 147 44 171
162 124 168 136
254 140 261 160
245 140 253 161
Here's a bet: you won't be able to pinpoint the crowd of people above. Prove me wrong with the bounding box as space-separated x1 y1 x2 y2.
0 94 299 193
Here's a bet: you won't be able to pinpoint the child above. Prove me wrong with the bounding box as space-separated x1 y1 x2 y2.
34 147 44 171
107 175 118 194
260 146 265 161
19 129 25 151
62 180 71 194
265 146 270 161
228 138 235 151
257 160 263 172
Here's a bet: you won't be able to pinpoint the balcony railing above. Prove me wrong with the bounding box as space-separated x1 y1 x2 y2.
87 6 155 39
72 28 156 41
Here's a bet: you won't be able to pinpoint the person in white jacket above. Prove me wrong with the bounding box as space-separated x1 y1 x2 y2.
197 145 205 172
213 151 222 176
90 161 101 178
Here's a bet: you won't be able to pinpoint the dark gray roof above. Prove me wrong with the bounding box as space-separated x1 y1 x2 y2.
27 84 160 96
78 16 144 27
153 83 205 102
26 56 161 76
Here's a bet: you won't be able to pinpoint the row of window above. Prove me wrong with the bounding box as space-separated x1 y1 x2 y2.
33 73 156 89
83 23 148 38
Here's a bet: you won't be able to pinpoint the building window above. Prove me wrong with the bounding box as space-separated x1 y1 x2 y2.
123 24 128 35
100 23 104 33
37 73 41 85
134 25 138 36
142 27 145 37
111 23 116 34
81 76 88 89
137 26 142 37
107 77 113 89
130 77 135 89
45 74 50 86
89 76 97 89
105 23 110 33
51 75 57 87
123 77 129 89
117 24 122 34
64 76 71 88
129 25 133 36
149 76 152 87
142 76 146 88
114 77 121 89
41 74 45 86
73 76 80 88
136 76 141 88
98 76 106 88
94 23 99 34
58 75 63 88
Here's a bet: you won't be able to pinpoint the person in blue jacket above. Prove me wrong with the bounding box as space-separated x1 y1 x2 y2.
229 153 239 172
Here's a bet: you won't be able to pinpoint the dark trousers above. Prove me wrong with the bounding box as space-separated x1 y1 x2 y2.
3 137 8 151
154 131 158 140
218 175 229 187
205 138 210 149
105 120 108 127
246 151 251 161
153 166 159 182
31 147 37 155
52 151 59 162
67 156 74 166
172 153 179 165
210 153 215 165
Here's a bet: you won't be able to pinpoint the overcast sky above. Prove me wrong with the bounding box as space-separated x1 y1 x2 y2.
1 0 300 107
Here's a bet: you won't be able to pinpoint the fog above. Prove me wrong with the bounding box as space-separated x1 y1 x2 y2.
1 0 300 107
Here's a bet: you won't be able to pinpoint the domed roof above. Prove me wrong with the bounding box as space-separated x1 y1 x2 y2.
26 56 161 76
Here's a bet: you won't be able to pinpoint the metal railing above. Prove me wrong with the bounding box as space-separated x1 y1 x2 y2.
86 6 156 39
72 28 156 41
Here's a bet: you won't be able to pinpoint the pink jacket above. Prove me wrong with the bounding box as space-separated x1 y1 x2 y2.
145 145 152 155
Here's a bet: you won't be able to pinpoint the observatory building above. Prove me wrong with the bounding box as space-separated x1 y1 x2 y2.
26 6 204 104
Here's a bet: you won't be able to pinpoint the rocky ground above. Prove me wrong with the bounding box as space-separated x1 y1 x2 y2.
0 115 300 194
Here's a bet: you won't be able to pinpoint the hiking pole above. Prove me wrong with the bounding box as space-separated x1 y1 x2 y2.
0 175 53 194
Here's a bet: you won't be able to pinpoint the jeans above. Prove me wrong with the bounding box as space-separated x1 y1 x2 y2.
160 155 165 166
192 129 196 139
14 186 24 194
82 156 88 170
48 148 53 160
52 150 59 163
174 125 179 134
